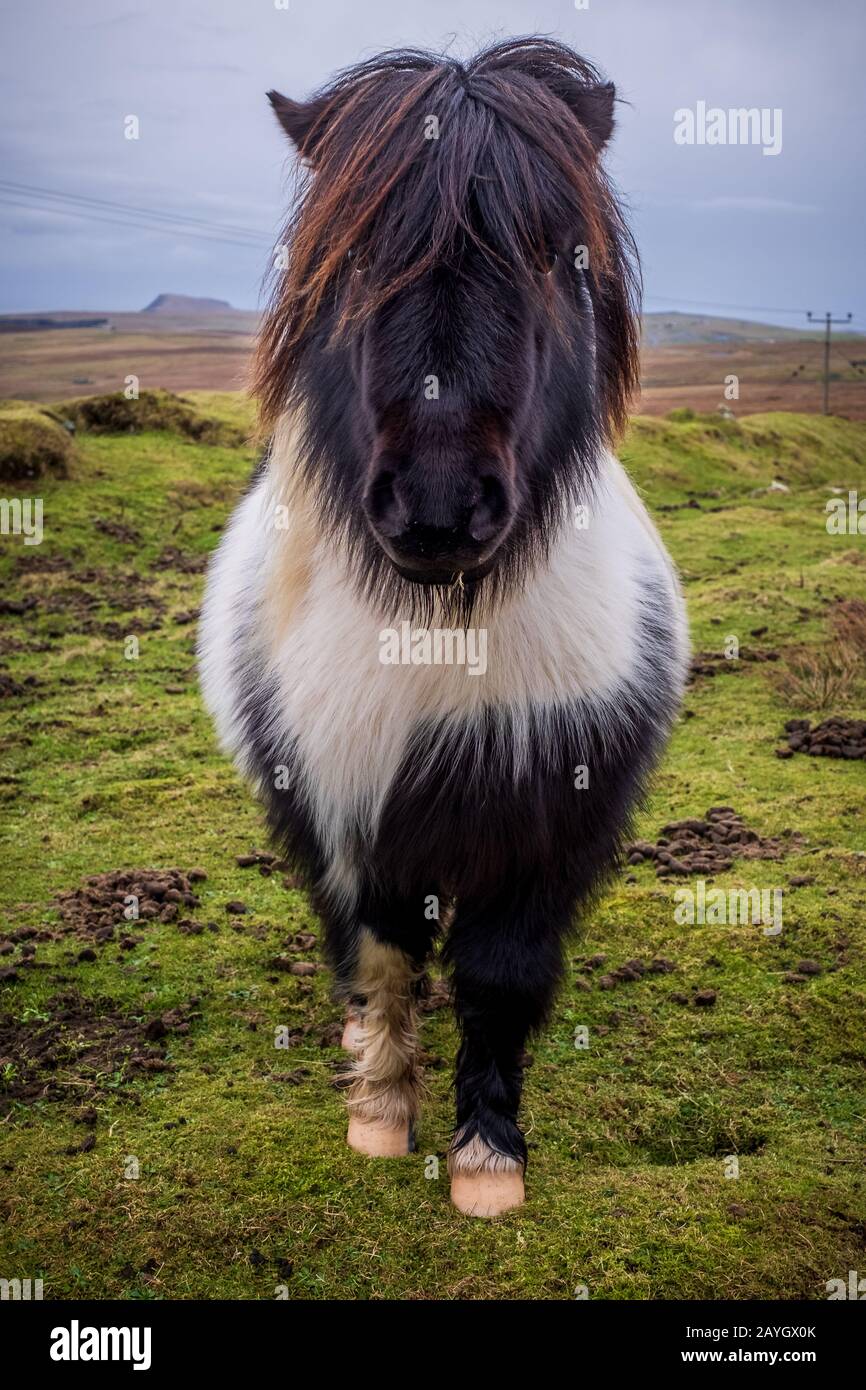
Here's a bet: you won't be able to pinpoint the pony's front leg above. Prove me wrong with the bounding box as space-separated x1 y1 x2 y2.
445 884 572 1217
343 927 425 1158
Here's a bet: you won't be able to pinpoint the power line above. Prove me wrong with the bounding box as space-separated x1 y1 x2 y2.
0 180 273 248
0 192 271 252
643 294 812 317
0 194 267 251
0 179 271 242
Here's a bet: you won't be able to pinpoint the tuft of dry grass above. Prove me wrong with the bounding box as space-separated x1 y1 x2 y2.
770 599 866 711
771 646 858 710
830 597 866 652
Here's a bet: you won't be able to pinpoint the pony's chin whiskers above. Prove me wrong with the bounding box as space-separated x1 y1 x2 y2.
359 557 484 630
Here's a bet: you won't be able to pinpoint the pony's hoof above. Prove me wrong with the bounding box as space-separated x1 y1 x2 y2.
347 1115 411 1157
341 1014 365 1053
450 1170 526 1218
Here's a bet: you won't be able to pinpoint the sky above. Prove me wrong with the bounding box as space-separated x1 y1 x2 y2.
0 0 863 329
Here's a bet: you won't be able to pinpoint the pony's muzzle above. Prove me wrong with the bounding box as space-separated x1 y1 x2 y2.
363 459 515 584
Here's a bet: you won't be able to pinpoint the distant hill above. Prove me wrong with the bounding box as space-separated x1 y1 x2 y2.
143 294 233 315
134 302 819 342
0 316 109 334
0 304 830 346
641 311 818 347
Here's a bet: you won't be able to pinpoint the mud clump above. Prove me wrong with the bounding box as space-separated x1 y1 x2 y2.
54 867 207 940
694 988 718 1007
5 565 168 635
776 717 866 761
596 957 677 990
0 992 199 1114
417 975 452 1014
626 807 804 878
155 545 208 575
0 671 42 701
688 648 779 684
269 958 320 976
94 517 141 544
235 849 293 878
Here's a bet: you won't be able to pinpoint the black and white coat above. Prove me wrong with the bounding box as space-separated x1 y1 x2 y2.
198 415 689 1209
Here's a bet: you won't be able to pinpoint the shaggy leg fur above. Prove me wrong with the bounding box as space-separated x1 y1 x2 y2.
344 930 423 1157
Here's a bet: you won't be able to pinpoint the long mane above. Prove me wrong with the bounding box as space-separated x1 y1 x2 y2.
253 37 640 439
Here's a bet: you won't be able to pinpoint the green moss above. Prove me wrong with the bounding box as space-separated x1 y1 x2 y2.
623 410 865 503
55 388 248 447
0 399 864 1300
182 390 257 438
0 401 74 481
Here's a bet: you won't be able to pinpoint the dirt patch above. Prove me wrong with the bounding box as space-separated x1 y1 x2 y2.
60 573 162 615
9 550 83 574
43 584 162 623
688 647 780 683
0 671 42 700
94 517 142 545
0 991 198 1114
0 596 38 615
155 545 208 574
776 718 866 761
417 975 452 1014
625 807 805 878
53 867 208 940
4 571 168 638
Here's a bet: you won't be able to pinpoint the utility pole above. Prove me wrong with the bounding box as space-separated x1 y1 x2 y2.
807 310 852 415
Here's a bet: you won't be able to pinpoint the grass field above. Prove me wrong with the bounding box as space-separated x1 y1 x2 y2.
0 397 864 1300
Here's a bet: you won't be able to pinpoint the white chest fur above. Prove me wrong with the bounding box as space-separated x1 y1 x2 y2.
198 443 688 907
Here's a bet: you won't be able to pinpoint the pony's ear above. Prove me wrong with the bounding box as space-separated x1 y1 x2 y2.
267 90 330 160
556 80 617 152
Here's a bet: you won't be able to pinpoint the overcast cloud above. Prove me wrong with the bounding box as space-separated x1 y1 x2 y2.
0 0 863 328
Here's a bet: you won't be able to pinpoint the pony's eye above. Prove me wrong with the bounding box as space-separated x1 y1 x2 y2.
537 242 558 276
346 248 363 276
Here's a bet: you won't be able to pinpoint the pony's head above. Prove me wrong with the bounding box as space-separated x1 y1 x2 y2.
255 38 639 604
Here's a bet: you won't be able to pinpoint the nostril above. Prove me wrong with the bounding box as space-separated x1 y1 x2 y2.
469 474 512 545
364 468 404 537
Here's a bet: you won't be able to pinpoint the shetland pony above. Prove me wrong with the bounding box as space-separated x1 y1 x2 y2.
198 38 689 1217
